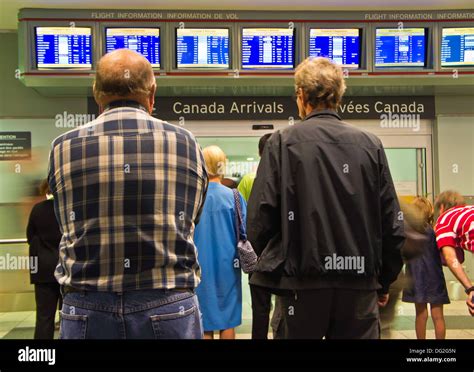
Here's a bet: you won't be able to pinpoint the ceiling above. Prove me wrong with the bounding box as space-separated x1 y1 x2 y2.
1 0 474 30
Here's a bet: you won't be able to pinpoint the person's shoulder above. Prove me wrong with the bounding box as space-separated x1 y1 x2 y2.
31 199 50 214
151 117 198 140
50 114 104 148
240 172 256 183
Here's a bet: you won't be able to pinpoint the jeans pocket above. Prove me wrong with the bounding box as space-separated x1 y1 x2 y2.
59 311 88 339
150 305 198 339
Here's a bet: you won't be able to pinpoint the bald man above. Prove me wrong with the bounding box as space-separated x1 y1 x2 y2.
48 49 208 339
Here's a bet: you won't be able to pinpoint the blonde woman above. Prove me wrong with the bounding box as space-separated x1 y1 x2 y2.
194 146 246 339
402 197 450 339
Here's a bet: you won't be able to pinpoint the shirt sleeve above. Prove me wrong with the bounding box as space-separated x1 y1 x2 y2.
435 219 458 249
237 175 251 202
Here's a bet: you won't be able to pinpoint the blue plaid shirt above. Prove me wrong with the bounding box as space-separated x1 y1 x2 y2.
48 101 208 292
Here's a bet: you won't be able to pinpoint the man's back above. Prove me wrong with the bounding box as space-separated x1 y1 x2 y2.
48 102 208 292
247 110 405 291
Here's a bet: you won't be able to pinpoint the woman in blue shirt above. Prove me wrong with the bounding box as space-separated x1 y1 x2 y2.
194 145 246 339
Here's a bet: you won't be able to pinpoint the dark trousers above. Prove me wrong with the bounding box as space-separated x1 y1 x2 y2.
34 282 62 339
249 284 272 339
279 288 380 339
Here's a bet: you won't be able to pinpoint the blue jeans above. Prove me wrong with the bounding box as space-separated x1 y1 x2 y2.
60 289 203 339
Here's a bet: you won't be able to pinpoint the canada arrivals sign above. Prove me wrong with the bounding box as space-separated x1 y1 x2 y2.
87 96 435 121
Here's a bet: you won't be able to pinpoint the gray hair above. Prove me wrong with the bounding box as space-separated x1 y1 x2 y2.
294 57 347 110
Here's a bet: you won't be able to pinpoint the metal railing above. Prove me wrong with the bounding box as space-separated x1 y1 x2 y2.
0 239 27 245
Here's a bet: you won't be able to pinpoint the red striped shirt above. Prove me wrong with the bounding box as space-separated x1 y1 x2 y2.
435 205 474 253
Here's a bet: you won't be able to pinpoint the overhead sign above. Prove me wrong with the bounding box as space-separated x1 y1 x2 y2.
88 96 435 121
0 132 31 161
19 8 474 22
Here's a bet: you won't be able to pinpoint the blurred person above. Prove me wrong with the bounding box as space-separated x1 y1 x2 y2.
379 199 429 339
247 57 405 339
238 133 272 202
238 133 274 339
194 146 246 339
434 190 474 316
402 197 449 339
27 179 62 339
48 49 208 339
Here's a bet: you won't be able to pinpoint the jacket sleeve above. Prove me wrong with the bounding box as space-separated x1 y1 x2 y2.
378 146 406 294
246 132 281 256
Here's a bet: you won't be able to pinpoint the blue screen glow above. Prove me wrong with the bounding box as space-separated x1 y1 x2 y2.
35 27 92 69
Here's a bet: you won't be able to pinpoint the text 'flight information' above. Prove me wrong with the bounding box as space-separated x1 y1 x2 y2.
309 29 360 68
176 29 229 68
36 27 92 69
375 28 426 68
241 28 294 69
441 28 474 67
106 28 160 68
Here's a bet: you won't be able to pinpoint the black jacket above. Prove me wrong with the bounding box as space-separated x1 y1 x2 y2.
26 199 61 284
247 110 405 294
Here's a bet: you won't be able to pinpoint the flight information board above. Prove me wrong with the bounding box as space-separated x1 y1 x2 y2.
441 28 474 67
309 29 360 68
105 28 160 68
35 27 92 69
176 28 229 68
241 28 294 69
375 28 426 68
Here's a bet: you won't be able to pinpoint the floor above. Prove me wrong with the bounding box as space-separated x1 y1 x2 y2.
1 298 474 339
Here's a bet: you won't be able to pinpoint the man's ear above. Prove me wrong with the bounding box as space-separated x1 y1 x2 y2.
92 82 104 114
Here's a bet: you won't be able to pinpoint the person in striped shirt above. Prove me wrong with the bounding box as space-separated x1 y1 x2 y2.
434 190 474 316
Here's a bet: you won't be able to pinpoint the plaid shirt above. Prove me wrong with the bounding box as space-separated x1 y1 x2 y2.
48 101 208 292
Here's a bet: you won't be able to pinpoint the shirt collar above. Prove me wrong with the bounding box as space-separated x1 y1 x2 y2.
104 100 148 113
303 109 342 122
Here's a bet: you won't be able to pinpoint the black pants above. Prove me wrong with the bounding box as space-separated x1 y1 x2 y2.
279 288 380 339
34 282 62 339
249 284 272 339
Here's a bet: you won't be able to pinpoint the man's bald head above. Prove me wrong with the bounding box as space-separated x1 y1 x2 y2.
93 49 156 113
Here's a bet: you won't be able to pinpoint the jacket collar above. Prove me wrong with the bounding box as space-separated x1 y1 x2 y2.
303 109 342 122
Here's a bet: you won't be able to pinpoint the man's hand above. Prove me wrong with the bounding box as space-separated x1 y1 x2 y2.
378 293 390 307
467 292 474 316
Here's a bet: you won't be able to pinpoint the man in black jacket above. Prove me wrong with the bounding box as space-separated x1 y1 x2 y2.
247 57 405 339
27 179 62 339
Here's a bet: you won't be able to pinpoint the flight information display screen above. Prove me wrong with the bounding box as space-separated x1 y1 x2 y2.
176 28 229 68
241 28 294 69
105 28 160 68
309 28 360 68
441 28 474 67
35 27 92 69
375 28 426 68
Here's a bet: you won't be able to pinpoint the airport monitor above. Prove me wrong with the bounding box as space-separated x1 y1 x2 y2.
241 28 295 69
441 27 474 67
309 28 361 68
176 28 229 69
35 27 92 69
375 28 426 68
105 28 161 68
